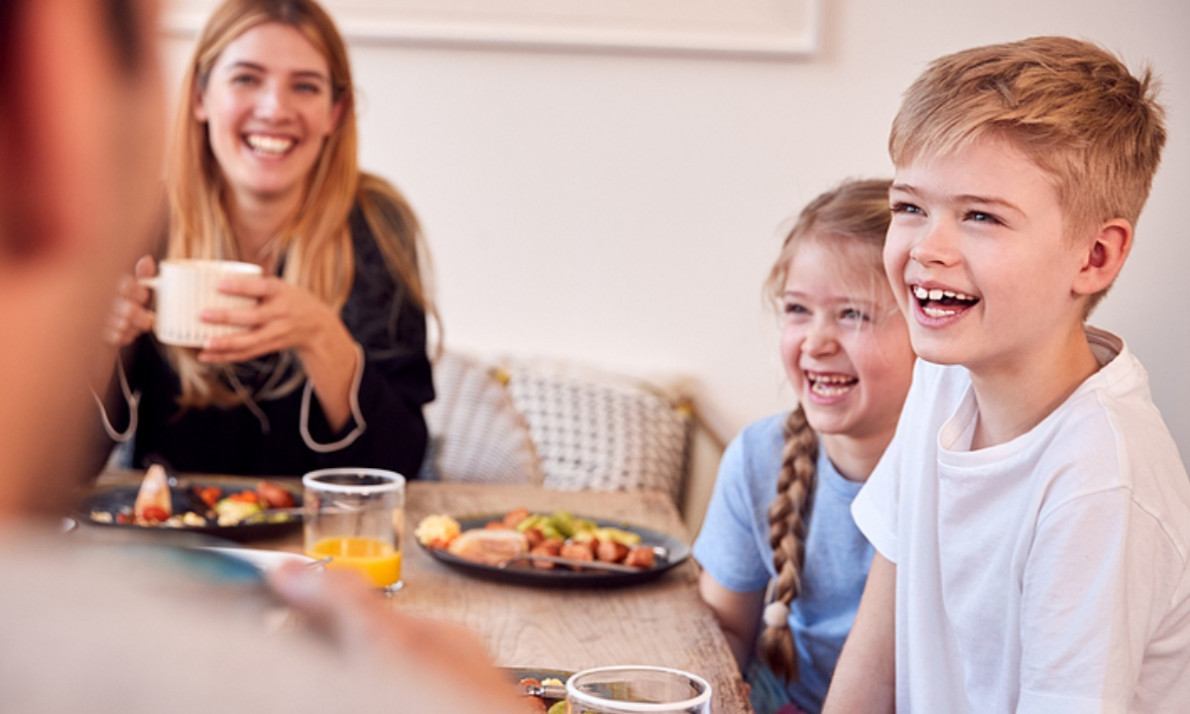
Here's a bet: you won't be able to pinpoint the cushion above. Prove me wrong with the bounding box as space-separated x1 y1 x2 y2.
423 351 542 486
494 358 692 500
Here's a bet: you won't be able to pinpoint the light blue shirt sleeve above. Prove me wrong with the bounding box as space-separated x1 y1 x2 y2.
693 413 786 593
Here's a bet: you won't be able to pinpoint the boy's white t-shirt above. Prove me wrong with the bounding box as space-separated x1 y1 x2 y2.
852 327 1190 714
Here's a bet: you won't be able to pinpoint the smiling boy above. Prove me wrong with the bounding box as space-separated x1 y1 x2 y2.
824 37 1190 713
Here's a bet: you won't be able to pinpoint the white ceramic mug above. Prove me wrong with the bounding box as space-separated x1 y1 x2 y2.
139 259 262 347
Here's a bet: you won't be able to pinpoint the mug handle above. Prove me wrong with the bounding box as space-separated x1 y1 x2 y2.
137 276 159 290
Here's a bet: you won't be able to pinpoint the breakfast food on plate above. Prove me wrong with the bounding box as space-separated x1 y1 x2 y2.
414 513 462 549
417 509 659 572
90 469 298 528
447 528 529 567
132 463 172 523
517 676 566 714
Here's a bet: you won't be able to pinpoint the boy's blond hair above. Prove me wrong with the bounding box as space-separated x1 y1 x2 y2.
889 36 1166 312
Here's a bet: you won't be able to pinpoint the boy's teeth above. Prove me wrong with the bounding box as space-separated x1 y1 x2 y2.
923 306 961 318
913 285 977 302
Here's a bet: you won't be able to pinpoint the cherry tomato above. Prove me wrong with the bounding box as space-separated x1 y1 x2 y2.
141 505 170 523
228 490 259 504
197 486 221 508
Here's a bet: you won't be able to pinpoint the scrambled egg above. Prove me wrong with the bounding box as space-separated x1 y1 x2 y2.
415 514 461 547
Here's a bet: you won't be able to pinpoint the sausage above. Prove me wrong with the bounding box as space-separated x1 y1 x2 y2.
559 540 595 564
597 540 630 563
624 546 656 569
255 480 295 509
530 540 563 570
503 507 531 529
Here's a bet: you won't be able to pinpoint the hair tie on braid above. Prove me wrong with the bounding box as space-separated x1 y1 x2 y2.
764 600 791 628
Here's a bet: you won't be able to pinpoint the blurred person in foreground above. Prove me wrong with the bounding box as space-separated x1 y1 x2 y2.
97 0 434 479
0 1 521 711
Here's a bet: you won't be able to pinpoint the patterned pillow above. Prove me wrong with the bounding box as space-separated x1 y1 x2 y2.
423 351 542 485
494 358 692 500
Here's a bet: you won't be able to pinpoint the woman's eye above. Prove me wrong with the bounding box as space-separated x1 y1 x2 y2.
230 74 259 86
890 201 923 216
294 82 322 94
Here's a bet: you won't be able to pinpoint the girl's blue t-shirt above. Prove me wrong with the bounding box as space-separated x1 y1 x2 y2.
692 412 874 714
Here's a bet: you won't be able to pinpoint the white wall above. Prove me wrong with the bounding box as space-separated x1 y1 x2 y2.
162 0 1190 531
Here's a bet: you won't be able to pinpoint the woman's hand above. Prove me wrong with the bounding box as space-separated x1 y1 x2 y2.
104 255 156 347
197 275 345 365
200 275 359 430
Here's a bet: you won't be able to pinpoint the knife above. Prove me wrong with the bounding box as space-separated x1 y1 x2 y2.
518 681 569 700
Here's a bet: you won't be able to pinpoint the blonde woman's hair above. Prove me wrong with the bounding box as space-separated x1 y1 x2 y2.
165 0 434 407
889 35 1166 314
759 178 892 682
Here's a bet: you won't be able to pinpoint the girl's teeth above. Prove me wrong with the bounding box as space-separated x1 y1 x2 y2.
809 374 856 397
812 382 851 397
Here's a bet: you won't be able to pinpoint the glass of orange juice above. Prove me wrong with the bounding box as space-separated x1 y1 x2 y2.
302 468 405 593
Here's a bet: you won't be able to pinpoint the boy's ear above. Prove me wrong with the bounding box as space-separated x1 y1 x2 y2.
1072 218 1132 297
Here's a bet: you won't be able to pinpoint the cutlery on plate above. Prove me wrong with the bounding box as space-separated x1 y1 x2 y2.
238 506 304 525
498 553 644 573
517 681 569 700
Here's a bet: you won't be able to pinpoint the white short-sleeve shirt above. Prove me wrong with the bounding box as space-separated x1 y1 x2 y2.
852 327 1190 713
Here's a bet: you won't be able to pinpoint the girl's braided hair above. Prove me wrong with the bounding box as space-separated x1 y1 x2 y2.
757 177 892 681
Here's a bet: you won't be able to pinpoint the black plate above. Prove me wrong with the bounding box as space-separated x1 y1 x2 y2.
79 476 302 542
419 514 690 588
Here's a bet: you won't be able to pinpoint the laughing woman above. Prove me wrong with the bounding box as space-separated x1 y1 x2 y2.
97 0 435 478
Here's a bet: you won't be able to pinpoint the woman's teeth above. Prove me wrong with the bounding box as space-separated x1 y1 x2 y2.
245 135 295 156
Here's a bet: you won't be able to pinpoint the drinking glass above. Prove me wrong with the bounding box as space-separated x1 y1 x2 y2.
302 468 405 593
565 666 711 713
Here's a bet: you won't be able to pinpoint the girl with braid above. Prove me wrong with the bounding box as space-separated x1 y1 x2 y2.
692 178 915 714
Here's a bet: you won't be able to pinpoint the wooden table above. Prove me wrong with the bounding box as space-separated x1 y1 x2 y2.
94 474 753 712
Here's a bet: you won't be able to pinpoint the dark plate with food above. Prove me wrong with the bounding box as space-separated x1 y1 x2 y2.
504 667 571 714
415 509 690 588
79 467 302 542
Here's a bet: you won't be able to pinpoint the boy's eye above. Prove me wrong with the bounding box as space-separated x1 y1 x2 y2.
890 201 923 215
966 210 1002 225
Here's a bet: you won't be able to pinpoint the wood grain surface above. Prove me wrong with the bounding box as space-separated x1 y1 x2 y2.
93 473 753 712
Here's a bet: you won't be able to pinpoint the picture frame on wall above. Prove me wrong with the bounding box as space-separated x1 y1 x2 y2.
164 0 819 59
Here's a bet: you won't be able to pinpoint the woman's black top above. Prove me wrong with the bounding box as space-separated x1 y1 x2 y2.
102 203 434 479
